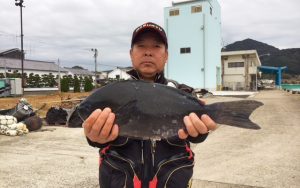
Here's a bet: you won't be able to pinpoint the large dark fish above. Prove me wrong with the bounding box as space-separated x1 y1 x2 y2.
74 80 263 140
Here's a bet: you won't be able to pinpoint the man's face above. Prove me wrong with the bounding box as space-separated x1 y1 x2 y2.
130 31 168 81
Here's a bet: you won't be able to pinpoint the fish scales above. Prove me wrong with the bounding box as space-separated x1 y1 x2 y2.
74 80 263 140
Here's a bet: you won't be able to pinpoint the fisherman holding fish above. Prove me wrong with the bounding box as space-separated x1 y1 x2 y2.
83 22 217 188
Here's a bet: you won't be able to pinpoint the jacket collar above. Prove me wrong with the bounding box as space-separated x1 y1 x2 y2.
126 69 168 84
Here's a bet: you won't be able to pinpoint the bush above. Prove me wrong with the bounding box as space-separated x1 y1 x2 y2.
73 75 80 92
84 76 94 92
61 77 70 92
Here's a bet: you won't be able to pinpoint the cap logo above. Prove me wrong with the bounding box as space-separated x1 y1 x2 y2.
135 23 163 33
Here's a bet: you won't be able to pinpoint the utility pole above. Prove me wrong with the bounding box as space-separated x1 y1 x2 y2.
4 59 7 78
91 48 98 86
58 58 61 94
15 0 25 94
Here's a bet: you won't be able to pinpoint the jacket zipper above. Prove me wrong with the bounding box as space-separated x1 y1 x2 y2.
151 139 156 167
141 141 144 164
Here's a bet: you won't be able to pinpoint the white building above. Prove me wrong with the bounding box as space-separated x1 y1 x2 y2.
0 48 95 81
0 57 68 78
164 0 221 90
107 67 132 80
221 50 261 91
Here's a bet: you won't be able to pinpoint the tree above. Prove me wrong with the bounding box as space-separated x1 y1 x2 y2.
33 74 42 87
6 70 21 78
67 75 74 88
73 75 80 92
84 76 94 92
41 74 48 87
48 73 56 87
61 76 70 92
27 73 35 87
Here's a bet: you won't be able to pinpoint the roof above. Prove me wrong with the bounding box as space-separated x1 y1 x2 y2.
0 57 68 72
0 48 20 55
172 0 202 6
221 50 262 66
64 67 94 76
221 50 258 56
98 66 132 74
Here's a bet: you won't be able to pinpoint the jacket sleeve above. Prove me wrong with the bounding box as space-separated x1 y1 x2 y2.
187 133 209 143
86 137 109 148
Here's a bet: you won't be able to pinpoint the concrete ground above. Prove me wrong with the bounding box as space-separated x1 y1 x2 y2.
0 90 299 188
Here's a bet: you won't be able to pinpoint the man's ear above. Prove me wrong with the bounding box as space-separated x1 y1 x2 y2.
129 49 133 60
165 50 169 63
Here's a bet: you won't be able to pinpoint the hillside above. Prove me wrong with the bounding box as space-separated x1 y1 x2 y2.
223 39 300 74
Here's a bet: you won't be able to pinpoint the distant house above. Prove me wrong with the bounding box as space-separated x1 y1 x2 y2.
64 67 94 78
0 48 67 77
98 70 110 79
0 57 68 77
0 49 97 80
0 48 22 59
107 67 132 80
221 50 261 91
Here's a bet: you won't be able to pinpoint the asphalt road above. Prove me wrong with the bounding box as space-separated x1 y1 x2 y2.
0 90 299 188
192 90 300 188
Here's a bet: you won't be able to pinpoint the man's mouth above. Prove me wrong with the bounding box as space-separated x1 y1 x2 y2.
141 61 154 65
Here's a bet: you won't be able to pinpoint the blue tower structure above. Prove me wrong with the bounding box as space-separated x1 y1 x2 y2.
164 0 221 90
258 66 287 87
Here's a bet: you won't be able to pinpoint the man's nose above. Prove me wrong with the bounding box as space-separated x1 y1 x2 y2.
144 48 152 56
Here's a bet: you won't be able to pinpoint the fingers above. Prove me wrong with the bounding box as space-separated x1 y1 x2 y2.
201 114 217 131
183 115 199 137
189 113 208 134
83 107 118 144
178 129 188 139
106 124 119 142
181 113 217 139
90 108 112 136
83 109 102 135
99 112 115 138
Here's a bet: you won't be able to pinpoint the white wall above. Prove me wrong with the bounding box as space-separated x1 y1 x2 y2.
108 69 131 80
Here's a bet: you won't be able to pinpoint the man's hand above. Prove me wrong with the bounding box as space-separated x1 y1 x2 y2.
83 107 119 144
178 99 217 139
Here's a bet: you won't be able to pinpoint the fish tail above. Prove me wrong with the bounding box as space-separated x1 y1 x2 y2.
206 100 263 129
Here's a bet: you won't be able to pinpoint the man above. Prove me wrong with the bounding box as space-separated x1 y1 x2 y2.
83 22 217 188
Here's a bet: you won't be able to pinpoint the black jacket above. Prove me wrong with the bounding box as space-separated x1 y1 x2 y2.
87 69 208 188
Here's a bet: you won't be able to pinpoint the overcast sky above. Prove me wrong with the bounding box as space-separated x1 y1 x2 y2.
0 0 299 71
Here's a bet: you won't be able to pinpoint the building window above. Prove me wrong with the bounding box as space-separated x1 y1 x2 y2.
169 9 179 16
180 47 191 54
191 5 202 13
228 62 244 68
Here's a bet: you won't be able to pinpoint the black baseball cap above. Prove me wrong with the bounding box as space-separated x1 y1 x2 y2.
131 22 168 49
